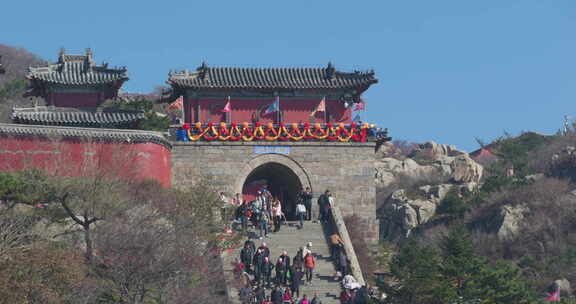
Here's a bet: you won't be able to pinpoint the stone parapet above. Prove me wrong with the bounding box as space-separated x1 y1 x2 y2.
330 205 366 286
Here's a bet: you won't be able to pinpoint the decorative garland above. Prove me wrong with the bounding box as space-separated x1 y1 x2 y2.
180 122 371 142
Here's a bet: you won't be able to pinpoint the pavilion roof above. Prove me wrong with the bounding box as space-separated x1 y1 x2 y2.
0 123 171 149
27 49 128 86
167 62 377 91
12 106 145 128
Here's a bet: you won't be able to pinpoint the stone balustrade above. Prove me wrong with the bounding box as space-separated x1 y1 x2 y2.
328 205 366 286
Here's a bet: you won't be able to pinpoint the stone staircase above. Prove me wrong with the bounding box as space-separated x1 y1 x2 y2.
223 221 343 304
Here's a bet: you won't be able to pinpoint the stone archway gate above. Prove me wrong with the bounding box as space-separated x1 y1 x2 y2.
171 141 378 242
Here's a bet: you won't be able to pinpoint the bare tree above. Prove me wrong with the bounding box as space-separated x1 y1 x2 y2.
0 213 34 262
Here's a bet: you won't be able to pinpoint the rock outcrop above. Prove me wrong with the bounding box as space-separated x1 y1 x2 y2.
495 204 530 240
375 158 437 186
377 141 484 241
375 141 483 186
379 189 439 240
451 154 484 183
418 141 466 158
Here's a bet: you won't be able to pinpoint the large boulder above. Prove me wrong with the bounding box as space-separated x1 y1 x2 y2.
375 158 437 186
375 141 395 159
418 141 466 158
419 184 454 202
380 201 413 241
496 204 529 240
376 142 483 186
380 189 439 240
451 154 483 183
376 141 483 242
409 199 437 225
380 190 418 240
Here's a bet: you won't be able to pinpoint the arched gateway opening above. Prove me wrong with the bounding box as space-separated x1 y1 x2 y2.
242 162 303 221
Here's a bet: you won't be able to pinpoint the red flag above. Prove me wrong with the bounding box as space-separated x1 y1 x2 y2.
354 100 365 111
167 96 183 111
222 96 231 112
310 97 326 116
546 287 560 301
317 97 326 112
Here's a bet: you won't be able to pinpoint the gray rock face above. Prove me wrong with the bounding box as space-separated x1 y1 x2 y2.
410 199 437 225
375 141 483 186
451 154 484 183
375 158 437 186
419 184 453 202
376 141 484 242
419 141 466 158
380 189 439 240
496 204 530 240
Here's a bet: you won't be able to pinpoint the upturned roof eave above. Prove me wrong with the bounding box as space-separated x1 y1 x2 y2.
167 80 378 91
26 74 129 86
0 123 171 149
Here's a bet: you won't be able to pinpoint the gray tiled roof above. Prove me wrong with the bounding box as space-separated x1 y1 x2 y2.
0 123 171 149
12 107 145 127
167 62 377 90
27 49 128 86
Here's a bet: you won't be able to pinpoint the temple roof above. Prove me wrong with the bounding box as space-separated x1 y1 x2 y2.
27 49 128 86
0 123 171 149
167 62 377 90
12 107 145 128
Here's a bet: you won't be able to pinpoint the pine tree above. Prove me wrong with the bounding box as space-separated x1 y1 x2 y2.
386 238 453 304
461 261 538 304
440 224 482 290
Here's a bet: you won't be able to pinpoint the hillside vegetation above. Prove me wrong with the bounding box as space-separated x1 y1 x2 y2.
375 128 576 303
0 169 235 303
0 44 45 122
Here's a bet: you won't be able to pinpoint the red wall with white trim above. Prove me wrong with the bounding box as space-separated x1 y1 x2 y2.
0 135 171 187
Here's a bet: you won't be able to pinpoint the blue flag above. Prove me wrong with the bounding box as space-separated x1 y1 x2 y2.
264 96 280 114
353 113 361 123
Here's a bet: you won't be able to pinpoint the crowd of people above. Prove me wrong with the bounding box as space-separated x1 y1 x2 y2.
220 186 371 304
221 186 321 238
235 240 321 304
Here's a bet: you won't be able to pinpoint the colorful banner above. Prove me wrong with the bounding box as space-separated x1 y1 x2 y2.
177 122 371 143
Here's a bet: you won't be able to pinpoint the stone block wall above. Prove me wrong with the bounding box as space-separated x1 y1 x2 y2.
171 141 379 242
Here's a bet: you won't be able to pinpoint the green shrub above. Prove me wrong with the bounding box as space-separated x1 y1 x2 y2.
438 191 469 217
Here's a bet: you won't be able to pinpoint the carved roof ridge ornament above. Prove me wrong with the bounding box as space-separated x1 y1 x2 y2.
326 62 335 80
85 48 94 73
198 61 208 80
58 47 66 64
26 48 129 89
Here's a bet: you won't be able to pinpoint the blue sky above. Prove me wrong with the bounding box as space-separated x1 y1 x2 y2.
2 1 574 151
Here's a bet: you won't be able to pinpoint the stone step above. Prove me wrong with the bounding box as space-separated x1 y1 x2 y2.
236 221 343 304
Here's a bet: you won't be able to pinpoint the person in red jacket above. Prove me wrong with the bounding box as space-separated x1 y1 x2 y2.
304 252 315 284
283 287 293 304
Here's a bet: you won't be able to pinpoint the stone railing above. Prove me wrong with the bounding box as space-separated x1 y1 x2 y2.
328 205 366 286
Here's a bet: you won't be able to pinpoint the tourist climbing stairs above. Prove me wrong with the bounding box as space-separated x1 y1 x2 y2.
223 221 343 304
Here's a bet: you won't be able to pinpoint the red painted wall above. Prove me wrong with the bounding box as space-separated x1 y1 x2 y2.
50 92 102 108
186 97 352 124
0 135 172 187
